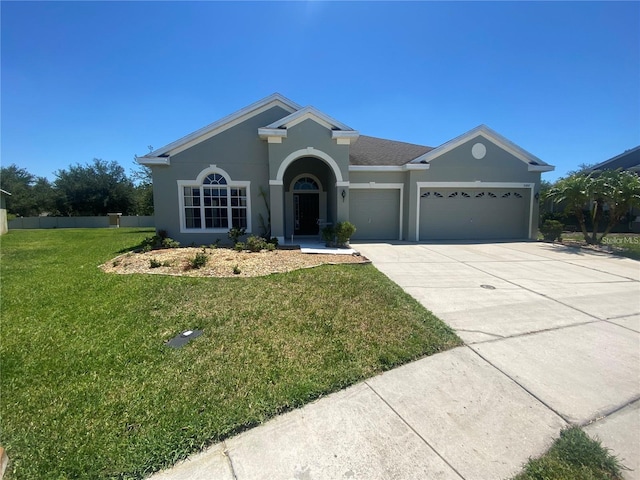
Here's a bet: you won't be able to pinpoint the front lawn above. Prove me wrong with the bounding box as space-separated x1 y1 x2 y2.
514 427 626 480
0 229 461 479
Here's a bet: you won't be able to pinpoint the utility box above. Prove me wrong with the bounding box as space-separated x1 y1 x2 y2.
108 213 122 228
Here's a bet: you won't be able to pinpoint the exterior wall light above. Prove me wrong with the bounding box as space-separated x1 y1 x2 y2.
341 189 346 201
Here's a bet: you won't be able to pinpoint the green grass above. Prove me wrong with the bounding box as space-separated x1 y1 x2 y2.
564 232 640 260
0 228 461 479
514 427 626 480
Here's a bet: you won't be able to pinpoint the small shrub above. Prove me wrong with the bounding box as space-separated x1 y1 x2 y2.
210 239 221 249
268 237 279 247
149 258 162 269
246 235 268 252
162 260 172 267
265 243 276 252
161 237 180 248
142 244 153 253
188 249 209 269
335 221 356 246
228 227 246 245
540 219 563 242
112 259 121 267
234 242 245 252
232 265 241 275
321 225 335 246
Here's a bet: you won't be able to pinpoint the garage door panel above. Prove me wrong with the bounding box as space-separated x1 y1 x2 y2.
420 188 529 240
350 190 400 240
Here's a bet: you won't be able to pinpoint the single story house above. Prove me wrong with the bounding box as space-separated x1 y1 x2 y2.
137 93 554 244
588 145 640 174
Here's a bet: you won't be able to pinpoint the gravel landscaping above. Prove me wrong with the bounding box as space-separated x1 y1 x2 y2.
101 247 369 278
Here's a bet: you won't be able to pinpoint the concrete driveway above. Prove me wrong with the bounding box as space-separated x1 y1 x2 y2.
354 241 640 478
150 241 639 480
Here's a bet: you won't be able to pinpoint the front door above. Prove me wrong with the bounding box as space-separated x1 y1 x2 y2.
294 193 319 235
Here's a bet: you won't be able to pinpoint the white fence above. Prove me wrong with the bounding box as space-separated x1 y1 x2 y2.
8 216 155 229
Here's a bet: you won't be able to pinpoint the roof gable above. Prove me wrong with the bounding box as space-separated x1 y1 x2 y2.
258 106 359 145
138 93 302 163
411 125 554 172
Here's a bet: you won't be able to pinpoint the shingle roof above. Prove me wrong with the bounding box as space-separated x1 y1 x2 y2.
589 145 640 173
349 135 433 166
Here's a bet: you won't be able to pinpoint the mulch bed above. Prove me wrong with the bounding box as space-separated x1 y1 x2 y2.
100 247 369 278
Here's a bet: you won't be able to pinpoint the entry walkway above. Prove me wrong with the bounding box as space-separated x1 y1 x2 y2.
149 242 639 480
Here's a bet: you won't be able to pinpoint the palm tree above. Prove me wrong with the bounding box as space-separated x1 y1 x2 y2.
547 173 594 243
547 170 640 245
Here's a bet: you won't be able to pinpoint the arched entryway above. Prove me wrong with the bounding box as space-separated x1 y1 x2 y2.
282 157 335 238
291 175 322 235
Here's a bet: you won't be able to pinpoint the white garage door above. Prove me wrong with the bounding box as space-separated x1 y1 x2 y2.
350 189 400 240
419 188 530 240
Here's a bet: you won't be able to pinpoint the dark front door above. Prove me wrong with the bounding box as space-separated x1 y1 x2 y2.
294 193 319 235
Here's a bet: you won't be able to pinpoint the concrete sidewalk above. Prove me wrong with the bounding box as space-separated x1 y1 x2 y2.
150 242 640 480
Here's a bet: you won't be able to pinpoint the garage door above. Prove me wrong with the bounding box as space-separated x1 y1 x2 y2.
350 189 400 240
419 188 529 240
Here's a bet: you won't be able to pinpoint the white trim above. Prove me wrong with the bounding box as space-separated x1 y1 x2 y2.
415 181 534 241
177 166 252 234
142 93 301 158
263 106 354 131
332 130 360 145
137 156 170 166
350 165 405 172
348 164 430 172
290 173 324 192
269 179 284 186
528 165 555 172
350 182 404 241
410 125 553 171
275 147 344 183
336 181 350 187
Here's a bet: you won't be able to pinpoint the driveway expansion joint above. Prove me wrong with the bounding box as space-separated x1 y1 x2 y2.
467 346 571 426
580 396 640 428
363 381 466 480
222 442 238 480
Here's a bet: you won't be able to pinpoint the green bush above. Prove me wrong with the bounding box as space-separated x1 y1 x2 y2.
335 221 356 246
149 258 162 269
232 265 241 275
246 235 268 252
188 249 209 269
161 237 180 248
321 225 335 246
234 242 245 252
228 227 246 245
540 219 563 242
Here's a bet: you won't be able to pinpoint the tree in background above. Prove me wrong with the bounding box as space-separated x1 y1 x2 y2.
547 170 640 245
130 159 154 215
54 159 135 216
0 164 56 216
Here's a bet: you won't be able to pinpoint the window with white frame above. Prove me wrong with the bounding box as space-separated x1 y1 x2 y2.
179 171 250 232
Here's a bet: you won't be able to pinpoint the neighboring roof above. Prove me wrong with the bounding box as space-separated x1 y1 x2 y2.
349 135 433 166
0 189 11 196
589 145 640 173
411 124 554 172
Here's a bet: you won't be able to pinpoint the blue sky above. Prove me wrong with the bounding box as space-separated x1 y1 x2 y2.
2 1 639 183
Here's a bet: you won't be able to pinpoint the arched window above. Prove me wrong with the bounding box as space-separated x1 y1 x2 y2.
179 169 250 232
293 177 320 191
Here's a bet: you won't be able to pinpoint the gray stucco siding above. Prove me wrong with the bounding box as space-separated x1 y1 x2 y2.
267 119 350 182
150 107 290 243
425 136 539 184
